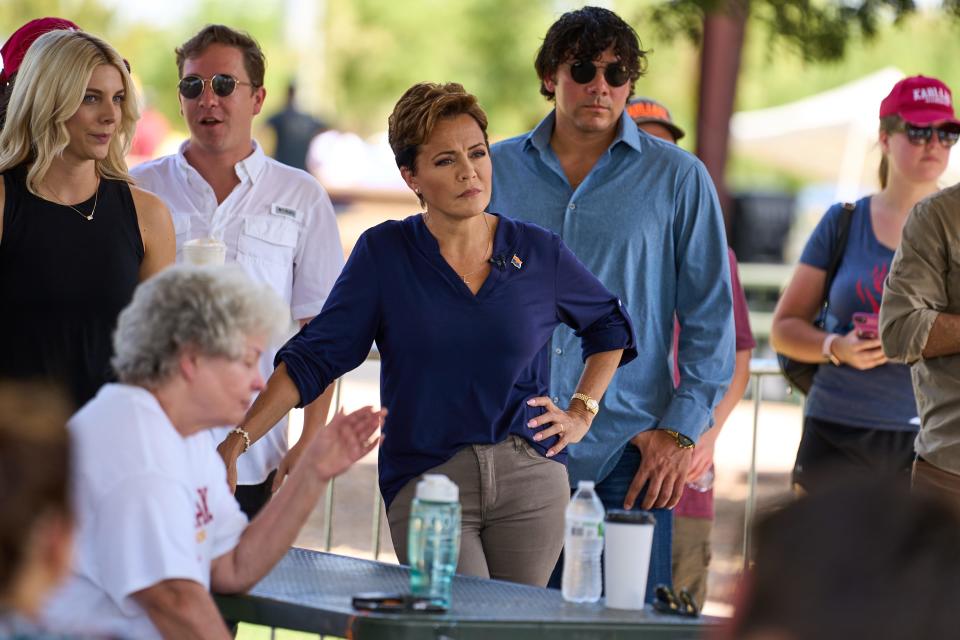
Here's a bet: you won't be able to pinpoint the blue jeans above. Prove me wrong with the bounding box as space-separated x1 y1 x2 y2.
548 444 673 603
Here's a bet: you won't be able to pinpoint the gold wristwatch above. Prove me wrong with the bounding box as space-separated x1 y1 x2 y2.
662 429 695 449
571 392 599 415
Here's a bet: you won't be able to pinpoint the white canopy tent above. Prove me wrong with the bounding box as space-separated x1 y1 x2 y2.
730 67 960 202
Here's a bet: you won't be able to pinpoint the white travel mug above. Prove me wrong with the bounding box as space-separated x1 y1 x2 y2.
183 237 227 266
603 509 656 610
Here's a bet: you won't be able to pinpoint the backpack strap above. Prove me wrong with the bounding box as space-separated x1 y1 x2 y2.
822 202 855 299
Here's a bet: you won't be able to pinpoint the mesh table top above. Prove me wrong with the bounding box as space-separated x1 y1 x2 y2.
215 547 720 639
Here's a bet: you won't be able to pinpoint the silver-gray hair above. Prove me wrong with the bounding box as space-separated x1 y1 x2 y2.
112 265 291 386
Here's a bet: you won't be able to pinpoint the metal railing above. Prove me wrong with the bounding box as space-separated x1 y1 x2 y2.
319 353 793 568
742 357 790 569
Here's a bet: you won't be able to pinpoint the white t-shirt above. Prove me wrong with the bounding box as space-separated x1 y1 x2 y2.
43 384 248 639
131 141 345 484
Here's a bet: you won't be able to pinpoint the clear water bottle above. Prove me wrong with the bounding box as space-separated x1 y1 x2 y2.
687 466 715 493
562 480 605 603
408 474 461 608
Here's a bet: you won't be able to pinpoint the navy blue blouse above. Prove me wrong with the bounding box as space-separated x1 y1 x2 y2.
276 213 637 506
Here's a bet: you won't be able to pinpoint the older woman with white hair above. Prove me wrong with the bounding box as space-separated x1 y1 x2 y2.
0 28 175 407
43 266 384 640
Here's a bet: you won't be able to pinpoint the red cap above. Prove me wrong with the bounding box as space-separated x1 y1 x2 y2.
879 75 960 127
1 18 80 85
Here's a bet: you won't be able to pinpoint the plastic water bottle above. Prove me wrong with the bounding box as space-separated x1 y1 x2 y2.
687 466 715 493
562 480 605 603
408 474 461 608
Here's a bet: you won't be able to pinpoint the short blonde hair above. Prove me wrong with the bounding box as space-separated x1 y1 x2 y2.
0 30 139 196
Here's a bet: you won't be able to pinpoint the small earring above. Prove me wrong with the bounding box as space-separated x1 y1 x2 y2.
414 187 421 195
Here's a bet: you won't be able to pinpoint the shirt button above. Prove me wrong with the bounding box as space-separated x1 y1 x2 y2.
554 347 563 355
552 396 560 404
568 203 576 210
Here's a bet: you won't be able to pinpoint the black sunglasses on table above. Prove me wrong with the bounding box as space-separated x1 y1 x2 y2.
569 59 631 88
898 122 960 148
178 74 255 100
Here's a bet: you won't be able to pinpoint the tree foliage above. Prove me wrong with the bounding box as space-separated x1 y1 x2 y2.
643 0 936 62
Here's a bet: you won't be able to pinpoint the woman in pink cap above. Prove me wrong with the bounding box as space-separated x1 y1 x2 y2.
772 75 959 494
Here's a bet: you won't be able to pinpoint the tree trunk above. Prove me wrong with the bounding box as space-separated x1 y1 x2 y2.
695 0 749 238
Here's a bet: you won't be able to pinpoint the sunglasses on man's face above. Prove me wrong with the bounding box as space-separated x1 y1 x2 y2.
569 60 630 88
177 74 254 100
899 123 960 148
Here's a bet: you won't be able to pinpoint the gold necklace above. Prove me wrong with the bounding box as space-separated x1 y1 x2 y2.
44 177 100 221
424 211 494 284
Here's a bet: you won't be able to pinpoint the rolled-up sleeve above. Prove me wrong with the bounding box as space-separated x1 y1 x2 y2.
880 199 948 364
554 236 637 366
664 163 735 441
275 233 381 406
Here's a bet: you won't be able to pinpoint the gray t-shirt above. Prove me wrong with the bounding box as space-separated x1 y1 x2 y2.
801 197 918 431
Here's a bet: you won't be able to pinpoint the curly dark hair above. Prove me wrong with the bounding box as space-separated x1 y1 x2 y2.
534 6 648 101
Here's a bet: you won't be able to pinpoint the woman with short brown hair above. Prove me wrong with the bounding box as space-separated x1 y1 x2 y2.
223 81 637 586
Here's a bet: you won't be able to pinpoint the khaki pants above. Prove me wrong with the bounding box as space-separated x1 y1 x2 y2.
387 436 569 587
671 516 712 610
912 457 960 517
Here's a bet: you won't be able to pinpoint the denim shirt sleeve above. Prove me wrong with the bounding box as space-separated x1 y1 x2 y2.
275 232 381 407
554 235 638 366
662 163 735 441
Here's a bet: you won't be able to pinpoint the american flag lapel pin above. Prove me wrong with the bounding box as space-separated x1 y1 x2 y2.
511 254 523 270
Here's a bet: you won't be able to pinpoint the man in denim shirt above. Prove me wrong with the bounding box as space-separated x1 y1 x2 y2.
489 6 734 597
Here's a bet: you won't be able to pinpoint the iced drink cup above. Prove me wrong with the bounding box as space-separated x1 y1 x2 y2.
183 237 227 266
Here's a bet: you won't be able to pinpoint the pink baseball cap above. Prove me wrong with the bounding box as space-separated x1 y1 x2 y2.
879 75 960 127
0 17 80 85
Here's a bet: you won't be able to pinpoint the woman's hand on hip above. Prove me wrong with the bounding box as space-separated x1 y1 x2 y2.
832 328 888 370
525 396 592 458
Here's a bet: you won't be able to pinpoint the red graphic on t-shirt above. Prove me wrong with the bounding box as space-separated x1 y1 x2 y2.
855 263 888 314
195 487 213 527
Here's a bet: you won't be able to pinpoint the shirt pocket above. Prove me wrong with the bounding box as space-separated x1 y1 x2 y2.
236 216 299 296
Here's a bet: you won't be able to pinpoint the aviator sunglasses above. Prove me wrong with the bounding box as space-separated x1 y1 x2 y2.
178 74 255 100
897 122 960 148
569 60 630 88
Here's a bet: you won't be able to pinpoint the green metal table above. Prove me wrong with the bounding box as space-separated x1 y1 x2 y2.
215 547 721 639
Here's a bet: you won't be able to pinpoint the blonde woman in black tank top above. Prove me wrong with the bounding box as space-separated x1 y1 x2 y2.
0 29 175 407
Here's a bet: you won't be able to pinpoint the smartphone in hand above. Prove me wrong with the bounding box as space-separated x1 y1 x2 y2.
852 312 879 339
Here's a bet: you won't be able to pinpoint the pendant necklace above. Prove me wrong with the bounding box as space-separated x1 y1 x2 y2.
425 211 493 284
44 176 100 221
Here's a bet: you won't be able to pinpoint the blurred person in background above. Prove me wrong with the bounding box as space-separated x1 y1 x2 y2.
131 24 344 519
226 81 637 587
627 97 755 610
0 381 74 635
42 266 383 639
265 82 327 171
880 90 960 514
0 17 80 129
0 29 174 408
724 479 960 640
771 76 958 494
489 6 734 599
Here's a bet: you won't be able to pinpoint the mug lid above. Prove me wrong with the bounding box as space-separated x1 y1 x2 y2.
606 509 656 525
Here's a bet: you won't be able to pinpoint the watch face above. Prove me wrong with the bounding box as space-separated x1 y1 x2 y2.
677 433 695 448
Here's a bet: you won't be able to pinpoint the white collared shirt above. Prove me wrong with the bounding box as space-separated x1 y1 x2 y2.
131 141 344 484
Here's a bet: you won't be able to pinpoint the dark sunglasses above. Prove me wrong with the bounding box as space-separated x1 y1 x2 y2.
569 60 630 88
898 123 960 148
177 74 255 100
